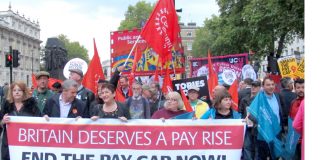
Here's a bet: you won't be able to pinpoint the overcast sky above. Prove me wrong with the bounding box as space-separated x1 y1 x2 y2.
0 0 219 61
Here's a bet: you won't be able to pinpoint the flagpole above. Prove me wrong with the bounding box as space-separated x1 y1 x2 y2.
123 35 141 67
170 50 176 80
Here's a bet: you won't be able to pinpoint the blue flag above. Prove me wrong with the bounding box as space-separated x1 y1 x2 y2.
172 112 195 119
248 91 283 157
283 117 301 159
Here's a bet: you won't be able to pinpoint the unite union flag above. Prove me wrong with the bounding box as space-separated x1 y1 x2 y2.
140 0 180 64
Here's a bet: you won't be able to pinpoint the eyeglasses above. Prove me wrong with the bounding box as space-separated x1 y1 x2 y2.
166 98 177 102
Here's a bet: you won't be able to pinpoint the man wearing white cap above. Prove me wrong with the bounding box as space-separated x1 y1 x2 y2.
187 86 209 118
69 67 95 114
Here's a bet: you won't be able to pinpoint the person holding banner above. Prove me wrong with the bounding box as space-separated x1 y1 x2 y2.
125 82 151 119
201 91 241 119
151 91 187 119
90 83 130 121
1 81 41 160
69 67 95 116
43 79 88 119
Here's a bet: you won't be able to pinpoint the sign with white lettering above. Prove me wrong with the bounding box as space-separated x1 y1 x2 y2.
190 53 248 81
172 76 209 101
7 117 245 160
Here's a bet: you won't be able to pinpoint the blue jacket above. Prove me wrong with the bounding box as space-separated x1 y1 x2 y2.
200 108 242 119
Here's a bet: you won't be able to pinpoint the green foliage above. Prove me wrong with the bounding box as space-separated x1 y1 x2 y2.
192 0 304 60
57 34 89 63
118 1 154 30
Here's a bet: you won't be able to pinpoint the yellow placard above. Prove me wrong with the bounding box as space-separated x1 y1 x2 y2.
294 57 304 79
277 56 299 78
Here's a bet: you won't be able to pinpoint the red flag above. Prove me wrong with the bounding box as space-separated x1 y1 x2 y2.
32 73 37 88
115 87 126 103
161 65 173 94
140 0 180 63
179 87 193 112
128 47 141 97
131 47 142 72
207 50 218 98
82 38 105 94
228 79 239 111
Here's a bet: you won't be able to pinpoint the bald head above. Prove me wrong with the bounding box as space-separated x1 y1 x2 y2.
212 85 227 100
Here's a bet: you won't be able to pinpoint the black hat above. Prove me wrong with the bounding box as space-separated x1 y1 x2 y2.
98 79 109 84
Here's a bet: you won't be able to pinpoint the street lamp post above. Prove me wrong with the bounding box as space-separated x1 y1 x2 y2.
32 50 34 74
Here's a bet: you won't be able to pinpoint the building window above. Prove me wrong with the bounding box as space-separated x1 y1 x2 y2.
291 48 294 55
187 42 192 51
186 32 192 37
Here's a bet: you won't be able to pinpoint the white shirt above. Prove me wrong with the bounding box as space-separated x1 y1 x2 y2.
59 94 72 118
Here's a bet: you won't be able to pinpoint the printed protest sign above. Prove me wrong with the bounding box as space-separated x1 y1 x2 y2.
7 117 245 160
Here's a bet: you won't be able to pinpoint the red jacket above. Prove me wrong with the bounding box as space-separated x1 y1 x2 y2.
289 97 304 119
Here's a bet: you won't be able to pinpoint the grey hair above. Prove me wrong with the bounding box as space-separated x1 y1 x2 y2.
166 91 185 110
280 77 292 89
62 79 78 90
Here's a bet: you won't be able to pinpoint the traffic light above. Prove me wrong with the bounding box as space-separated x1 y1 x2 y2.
12 49 20 68
5 54 12 67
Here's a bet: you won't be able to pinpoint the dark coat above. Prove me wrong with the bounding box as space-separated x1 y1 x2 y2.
1 97 41 160
238 87 251 105
90 102 130 119
77 87 95 115
43 93 88 118
279 89 297 123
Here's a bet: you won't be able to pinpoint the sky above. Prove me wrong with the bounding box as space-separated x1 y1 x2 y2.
0 0 219 62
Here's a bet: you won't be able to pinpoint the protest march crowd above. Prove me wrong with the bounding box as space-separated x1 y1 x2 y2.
0 0 304 158
0 65 304 160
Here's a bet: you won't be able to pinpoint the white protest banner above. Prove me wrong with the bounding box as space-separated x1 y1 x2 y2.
7 117 245 160
242 64 257 80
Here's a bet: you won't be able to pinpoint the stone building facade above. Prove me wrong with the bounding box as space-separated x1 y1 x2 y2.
0 5 41 86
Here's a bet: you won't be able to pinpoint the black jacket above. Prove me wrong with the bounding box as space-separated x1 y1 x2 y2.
43 93 89 118
279 89 297 122
1 97 41 160
238 87 251 105
77 86 95 114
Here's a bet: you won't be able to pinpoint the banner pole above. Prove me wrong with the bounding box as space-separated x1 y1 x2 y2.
119 35 141 75
171 50 176 80
123 35 141 67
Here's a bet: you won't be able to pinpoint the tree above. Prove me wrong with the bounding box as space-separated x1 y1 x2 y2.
192 0 304 59
57 34 89 62
118 1 154 30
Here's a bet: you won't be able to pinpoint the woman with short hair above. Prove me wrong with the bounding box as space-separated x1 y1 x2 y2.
201 91 241 119
151 91 187 119
90 83 130 121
